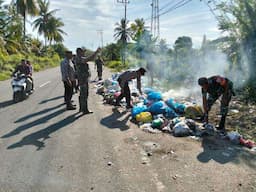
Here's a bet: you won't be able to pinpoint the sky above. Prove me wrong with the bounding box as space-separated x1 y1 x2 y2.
4 0 223 52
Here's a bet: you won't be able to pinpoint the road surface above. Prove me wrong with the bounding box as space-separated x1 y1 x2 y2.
0 66 255 192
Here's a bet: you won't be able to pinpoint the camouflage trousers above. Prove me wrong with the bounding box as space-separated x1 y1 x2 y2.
207 91 232 117
79 83 89 112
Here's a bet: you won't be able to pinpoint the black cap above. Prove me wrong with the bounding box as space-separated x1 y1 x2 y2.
138 67 146 75
198 77 208 86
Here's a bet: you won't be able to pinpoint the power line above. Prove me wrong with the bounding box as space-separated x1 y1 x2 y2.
146 0 192 21
202 0 219 21
158 0 192 17
159 0 181 12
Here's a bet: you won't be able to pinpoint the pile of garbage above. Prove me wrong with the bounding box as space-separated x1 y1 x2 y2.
95 76 256 150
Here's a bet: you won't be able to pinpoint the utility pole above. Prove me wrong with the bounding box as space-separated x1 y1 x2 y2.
156 0 160 38
97 30 104 48
150 0 160 38
117 0 129 66
150 0 154 34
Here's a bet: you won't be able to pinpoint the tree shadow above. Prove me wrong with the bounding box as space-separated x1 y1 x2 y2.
14 103 64 123
39 95 63 104
7 112 83 150
0 100 14 109
2 107 66 138
197 136 256 168
100 107 130 131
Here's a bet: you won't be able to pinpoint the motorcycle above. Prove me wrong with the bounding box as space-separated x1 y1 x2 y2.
11 73 33 102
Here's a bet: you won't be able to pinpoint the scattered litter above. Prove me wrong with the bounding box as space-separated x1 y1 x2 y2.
230 109 239 114
227 131 241 144
239 138 255 149
107 161 113 166
142 127 162 134
173 122 191 137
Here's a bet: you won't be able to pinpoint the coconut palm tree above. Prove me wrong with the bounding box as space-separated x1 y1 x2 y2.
130 18 147 41
114 18 132 65
11 0 38 40
45 16 66 45
0 2 23 53
32 0 59 47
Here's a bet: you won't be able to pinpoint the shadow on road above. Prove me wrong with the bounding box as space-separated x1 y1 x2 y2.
7 112 83 150
14 103 64 123
0 100 14 109
100 107 130 131
2 106 66 138
197 136 256 168
39 95 63 104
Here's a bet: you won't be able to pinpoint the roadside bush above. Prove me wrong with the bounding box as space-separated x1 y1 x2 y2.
106 60 123 72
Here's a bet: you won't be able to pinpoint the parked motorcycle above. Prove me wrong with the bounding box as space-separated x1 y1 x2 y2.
11 73 33 102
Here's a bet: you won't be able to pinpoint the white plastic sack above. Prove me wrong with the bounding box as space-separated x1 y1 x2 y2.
173 122 191 137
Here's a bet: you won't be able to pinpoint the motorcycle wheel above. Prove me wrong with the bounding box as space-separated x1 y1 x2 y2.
13 92 21 103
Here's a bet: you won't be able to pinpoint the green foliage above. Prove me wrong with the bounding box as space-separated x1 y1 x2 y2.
216 0 256 80
105 60 128 72
240 80 256 103
102 43 121 61
51 43 67 58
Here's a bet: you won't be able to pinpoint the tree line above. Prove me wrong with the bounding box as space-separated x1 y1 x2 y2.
0 0 66 80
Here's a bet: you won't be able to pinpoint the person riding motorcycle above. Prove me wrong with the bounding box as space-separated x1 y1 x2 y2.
13 59 33 92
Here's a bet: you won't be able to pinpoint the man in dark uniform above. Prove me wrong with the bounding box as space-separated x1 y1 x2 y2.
95 55 105 80
75 47 101 114
115 67 146 109
198 75 235 133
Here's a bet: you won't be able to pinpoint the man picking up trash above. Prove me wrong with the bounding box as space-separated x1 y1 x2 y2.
198 75 235 134
115 67 146 109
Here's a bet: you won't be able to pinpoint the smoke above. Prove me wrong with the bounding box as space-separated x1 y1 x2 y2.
126 36 249 103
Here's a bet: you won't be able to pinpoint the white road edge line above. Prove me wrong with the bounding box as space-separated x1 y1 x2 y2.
39 81 51 88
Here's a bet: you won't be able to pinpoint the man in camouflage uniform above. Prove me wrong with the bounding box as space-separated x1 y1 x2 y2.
75 47 101 114
198 75 235 133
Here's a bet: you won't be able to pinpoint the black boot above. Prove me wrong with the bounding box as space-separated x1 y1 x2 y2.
83 100 93 114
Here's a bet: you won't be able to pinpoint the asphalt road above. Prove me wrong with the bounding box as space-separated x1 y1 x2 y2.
0 66 153 192
0 66 255 192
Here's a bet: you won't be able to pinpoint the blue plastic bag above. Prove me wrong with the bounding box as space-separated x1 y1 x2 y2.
131 105 148 118
144 88 155 95
165 107 178 118
147 91 162 101
174 103 185 114
147 101 166 114
165 98 185 114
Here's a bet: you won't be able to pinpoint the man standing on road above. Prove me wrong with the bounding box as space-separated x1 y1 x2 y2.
75 47 101 114
60 51 76 110
198 75 235 134
95 55 105 81
115 67 146 109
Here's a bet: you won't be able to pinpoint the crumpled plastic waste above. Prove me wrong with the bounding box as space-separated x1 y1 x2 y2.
173 122 192 137
227 131 241 144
